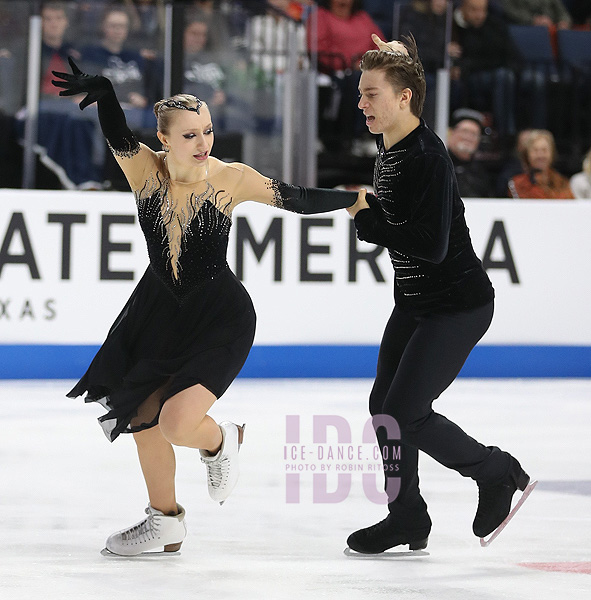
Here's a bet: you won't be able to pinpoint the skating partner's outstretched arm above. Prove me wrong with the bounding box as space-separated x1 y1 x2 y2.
52 57 362 214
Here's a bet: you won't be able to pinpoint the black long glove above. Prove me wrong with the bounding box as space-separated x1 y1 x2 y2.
271 180 357 214
51 56 113 109
52 57 139 157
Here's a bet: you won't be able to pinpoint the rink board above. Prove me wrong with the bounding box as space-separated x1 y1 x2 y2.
1 189 590 378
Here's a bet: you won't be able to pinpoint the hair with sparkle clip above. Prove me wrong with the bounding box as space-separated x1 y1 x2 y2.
154 94 205 134
162 99 203 114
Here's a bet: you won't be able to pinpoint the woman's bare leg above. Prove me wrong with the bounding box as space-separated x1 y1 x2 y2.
158 383 222 452
132 384 223 515
133 425 178 515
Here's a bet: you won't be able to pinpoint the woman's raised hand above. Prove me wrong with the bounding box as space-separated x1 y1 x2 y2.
371 34 409 56
51 57 112 110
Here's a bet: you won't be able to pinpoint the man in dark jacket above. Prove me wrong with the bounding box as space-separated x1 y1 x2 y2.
447 108 495 198
451 0 519 135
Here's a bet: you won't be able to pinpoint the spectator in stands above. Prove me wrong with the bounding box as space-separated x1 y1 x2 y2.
570 147 591 198
399 0 449 127
451 0 519 136
310 0 385 73
501 0 571 29
447 108 495 198
495 128 533 196
508 129 574 198
189 0 234 49
0 1 28 115
81 5 157 129
183 11 230 129
22 2 106 189
308 1 385 155
400 0 448 75
184 13 226 107
40 1 81 100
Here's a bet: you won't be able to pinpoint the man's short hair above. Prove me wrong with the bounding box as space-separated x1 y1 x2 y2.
360 35 426 118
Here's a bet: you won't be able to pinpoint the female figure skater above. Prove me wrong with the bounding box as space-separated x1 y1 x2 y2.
344 35 535 553
52 58 359 556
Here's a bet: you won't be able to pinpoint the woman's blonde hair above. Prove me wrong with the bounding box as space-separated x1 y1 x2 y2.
519 129 557 168
153 94 205 134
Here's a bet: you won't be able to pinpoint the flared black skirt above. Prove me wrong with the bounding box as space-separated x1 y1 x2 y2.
68 265 256 441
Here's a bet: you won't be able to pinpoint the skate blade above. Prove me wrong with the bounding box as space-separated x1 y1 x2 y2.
344 547 429 559
101 547 181 558
480 479 538 547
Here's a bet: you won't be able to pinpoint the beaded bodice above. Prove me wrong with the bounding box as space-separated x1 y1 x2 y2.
134 173 232 302
355 123 494 313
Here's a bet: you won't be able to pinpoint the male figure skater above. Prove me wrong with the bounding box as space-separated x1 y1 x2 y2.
345 35 535 553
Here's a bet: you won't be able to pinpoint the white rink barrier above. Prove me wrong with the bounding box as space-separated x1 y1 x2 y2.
1 189 590 378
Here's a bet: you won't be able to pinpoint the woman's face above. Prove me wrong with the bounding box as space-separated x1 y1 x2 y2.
527 137 553 171
160 105 215 170
330 0 354 16
184 21 209 53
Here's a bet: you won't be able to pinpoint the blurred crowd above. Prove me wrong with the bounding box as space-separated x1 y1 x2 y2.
0 0 590 198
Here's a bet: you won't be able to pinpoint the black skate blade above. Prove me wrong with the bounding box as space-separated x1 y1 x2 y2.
480 479 538 547
344 547 429 559
100 547 181 558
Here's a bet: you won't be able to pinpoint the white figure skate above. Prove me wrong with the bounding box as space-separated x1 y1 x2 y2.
200 421 245 505
101 504 187 556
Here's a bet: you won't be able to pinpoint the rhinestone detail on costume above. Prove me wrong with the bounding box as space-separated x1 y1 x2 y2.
108 136 141 159
134 171 232 302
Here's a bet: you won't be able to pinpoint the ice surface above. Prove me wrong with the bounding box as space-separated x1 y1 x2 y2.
0 378 590 599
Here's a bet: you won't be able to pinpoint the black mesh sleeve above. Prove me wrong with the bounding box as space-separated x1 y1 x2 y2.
269 180 357 214
97 84 140 158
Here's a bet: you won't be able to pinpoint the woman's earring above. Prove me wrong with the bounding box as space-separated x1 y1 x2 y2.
163 145 169 152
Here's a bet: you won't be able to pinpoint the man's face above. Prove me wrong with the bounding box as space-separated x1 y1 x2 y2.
42 7 68 42
448 119 481 160
358 69 405 138
462 0 488 28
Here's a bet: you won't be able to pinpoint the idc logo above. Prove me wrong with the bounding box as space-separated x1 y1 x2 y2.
284 414 401 504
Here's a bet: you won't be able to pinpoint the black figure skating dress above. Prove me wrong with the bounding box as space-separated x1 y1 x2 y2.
68 158 258 441
67 98 356 442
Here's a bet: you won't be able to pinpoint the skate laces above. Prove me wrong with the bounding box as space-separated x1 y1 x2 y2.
203 455 230 489
121 508 161 543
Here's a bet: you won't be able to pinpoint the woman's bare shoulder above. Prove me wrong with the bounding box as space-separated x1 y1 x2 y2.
209 157 246 176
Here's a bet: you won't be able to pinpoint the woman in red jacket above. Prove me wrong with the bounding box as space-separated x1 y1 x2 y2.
508 129 574 199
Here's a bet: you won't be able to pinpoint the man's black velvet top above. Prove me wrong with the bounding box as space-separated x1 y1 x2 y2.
353 120 494 314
